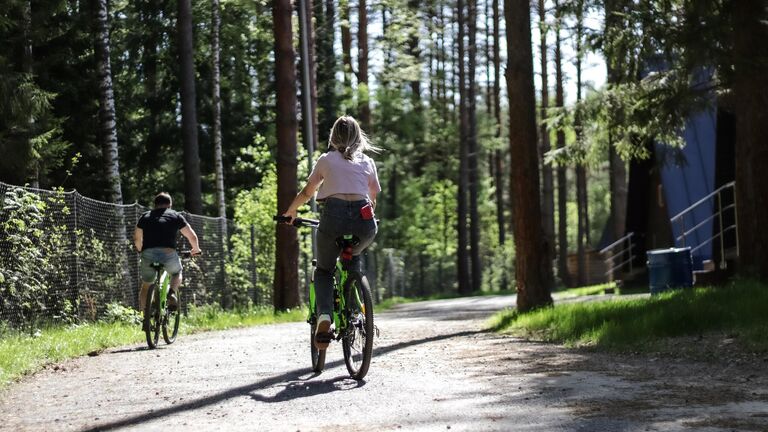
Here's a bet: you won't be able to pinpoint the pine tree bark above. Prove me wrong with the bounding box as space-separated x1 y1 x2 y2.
211 0 226 219
732 0 768 281
407 0 421 102
177 0 202 214
340 0 353 89
316 0 337 143
492 0 505 250
23 0 39 187
306 0 319 144
457 0 471 295
94 0 123 204
554 0 569 286
358 0 371 130
142 0 161 170
467 0 482 292
538 0 555 263
575 0 588 286
604 0 628 243
506 0 554 310
273 0 301 309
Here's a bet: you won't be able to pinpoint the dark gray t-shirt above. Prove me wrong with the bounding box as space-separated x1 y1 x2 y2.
137 208 188 250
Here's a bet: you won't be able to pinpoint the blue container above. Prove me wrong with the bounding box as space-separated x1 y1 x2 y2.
646 247 694 295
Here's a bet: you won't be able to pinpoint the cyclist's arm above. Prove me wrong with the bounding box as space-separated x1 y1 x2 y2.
284 175 323 220
134 227 143 252
180 225 202 255
369 188 377 211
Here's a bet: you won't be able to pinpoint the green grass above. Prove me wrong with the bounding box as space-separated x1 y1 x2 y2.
0 306 305 390
554 282 618 297
490 280 768 351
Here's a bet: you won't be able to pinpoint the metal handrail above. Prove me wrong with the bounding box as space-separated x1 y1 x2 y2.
670 181 735 223
675 203 736 243
669 181 738 270
599 232 636 280
600 232 634 255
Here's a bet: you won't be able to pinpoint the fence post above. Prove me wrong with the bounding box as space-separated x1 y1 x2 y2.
219 219 230 309
250 224 258 305
71 191 81 320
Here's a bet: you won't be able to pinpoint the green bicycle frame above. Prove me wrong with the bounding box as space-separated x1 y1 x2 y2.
307 260 364 332
157 269 171 310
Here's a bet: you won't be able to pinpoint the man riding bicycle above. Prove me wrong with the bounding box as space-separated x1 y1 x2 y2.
133 192 202 313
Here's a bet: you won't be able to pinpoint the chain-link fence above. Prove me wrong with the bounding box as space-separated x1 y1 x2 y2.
0 182 267 329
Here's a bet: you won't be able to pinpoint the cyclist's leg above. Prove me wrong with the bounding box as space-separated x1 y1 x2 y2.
314 227 338 317
139 249 159 311
161 250 183 308
348 218 378 277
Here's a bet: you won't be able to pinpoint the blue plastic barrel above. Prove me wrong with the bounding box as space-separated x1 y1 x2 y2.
646 247 693 295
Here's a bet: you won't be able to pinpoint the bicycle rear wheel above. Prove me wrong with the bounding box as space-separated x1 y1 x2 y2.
144 286 160 349
162 295 180 345
310 319 327 372
342 275 374 380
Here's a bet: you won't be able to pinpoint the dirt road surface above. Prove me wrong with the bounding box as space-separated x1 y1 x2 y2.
1 295 767 431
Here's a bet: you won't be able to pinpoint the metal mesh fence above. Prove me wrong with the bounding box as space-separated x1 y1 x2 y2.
0 182 265 329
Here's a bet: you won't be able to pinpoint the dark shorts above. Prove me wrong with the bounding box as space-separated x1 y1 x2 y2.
140 248 182 283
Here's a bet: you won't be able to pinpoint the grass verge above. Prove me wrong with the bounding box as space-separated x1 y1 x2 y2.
490 280 768 351
0 305 305 390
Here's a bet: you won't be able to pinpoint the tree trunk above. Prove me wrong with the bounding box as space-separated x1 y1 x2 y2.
492 0 505 251
554 0 569 286
575 0 588 286
23 0 39 188
273 0 301 309
538 0 555 264
732 0 768 281
316 0 337 143
142 0 161 170
407 0 421 103
358 0 371 130
177 0 202 214
457 0 471 295
340 0 353 89
506 0 554 310
94 0 123 204
484 0 492 116
604 0 628 243
467 0 482 292
211 0 226 219
305 0 319 145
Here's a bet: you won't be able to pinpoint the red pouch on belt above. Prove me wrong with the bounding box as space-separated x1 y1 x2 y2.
360 203 374 220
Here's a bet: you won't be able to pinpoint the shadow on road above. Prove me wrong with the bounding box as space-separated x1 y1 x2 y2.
249 375 364 403
82 329 485 431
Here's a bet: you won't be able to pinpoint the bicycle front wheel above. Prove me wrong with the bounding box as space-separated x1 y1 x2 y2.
342 275 374 380
162 296 180 345
144 286 161 349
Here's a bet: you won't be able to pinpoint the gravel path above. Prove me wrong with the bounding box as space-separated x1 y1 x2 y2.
1 294 767 431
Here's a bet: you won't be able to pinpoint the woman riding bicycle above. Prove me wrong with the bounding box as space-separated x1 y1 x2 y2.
282 115 381 349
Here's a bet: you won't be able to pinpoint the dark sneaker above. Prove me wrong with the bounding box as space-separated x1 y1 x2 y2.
167 291 178 312
314 314 332 350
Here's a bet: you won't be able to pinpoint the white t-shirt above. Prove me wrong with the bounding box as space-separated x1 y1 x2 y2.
308 150 381 200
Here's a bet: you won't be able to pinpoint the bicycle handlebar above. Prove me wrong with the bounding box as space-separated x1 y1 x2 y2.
273 215 320 228
179 250 202 259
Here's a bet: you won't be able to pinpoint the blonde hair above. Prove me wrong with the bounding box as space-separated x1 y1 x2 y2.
327 116 381 160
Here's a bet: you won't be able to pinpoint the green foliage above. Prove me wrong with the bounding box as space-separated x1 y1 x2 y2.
228 158 280 305
0 187 74 329
102 303 141 325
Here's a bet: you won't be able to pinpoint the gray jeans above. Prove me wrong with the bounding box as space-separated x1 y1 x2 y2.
314 198 377 316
